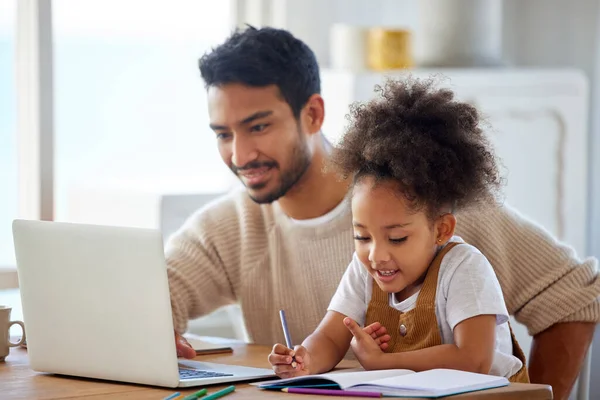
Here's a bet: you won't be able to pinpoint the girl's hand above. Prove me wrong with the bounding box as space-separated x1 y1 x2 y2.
344 317 385 370
268 343 312 378
363 321 391 351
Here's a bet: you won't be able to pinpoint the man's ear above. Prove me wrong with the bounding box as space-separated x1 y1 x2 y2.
301 94 325 135
435 213 456 245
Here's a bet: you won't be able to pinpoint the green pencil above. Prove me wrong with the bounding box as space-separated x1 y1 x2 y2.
182 388 208 400
203 385 235 400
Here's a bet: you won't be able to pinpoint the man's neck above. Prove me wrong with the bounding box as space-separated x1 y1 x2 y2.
277 146 350 220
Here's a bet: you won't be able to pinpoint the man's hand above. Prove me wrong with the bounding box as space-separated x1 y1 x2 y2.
175 331 196 359
344 317 385 370
363 321 391 351
268 344 312 378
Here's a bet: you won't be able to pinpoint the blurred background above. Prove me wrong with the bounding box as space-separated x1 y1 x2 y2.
0 0 599 398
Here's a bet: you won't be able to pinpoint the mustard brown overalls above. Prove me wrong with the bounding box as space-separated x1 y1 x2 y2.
364 242 529 383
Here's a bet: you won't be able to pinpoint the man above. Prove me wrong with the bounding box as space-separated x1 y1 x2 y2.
166 26 599 400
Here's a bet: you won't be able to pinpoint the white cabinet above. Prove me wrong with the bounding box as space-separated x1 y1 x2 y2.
321 68 590 358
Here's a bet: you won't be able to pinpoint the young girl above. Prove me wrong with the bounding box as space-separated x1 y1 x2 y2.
268 78 529 383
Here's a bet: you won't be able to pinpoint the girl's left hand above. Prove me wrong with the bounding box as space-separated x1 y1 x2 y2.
363 321 391 351
344 317 385 370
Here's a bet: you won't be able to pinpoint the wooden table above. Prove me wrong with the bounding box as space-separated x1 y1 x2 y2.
0 339 552 399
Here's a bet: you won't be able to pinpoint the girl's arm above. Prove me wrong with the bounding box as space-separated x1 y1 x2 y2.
305 253 372 373
301 311 354 373
345 314 495 373
270 254 378 377
345 315 496 373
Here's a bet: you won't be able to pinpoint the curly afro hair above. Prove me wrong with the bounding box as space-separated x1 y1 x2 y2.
330 77 503 217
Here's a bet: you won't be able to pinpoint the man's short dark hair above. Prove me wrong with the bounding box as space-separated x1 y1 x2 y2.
198 26 321 119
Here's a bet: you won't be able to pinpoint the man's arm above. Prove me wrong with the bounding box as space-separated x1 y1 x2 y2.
167 228 237 334
456 203 600 398
165 196 244 334
529 322 595 400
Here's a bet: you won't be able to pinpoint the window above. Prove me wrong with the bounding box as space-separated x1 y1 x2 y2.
49 0 243 339
0 0 20 335
0 0 17 270
52 0 238 228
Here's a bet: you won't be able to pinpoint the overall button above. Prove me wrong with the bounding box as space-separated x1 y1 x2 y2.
399 324 407 336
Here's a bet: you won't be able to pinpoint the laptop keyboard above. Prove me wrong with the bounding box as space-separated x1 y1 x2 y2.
179 368 234 380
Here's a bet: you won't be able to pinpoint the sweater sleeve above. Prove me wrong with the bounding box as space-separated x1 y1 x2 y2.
165 196 242 334
455 203 600 336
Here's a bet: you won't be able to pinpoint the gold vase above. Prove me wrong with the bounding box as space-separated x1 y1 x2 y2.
367 28 413 71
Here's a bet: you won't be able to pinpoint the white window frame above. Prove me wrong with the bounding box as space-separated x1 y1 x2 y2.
0 0 54 289
16 0 54 223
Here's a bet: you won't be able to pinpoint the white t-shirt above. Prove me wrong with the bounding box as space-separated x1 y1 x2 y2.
288 194 350 226
327 236 523 378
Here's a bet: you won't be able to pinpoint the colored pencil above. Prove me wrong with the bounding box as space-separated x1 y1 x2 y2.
203 385 235 400
279 309 297 367
182 388 208 399
282 387 382 397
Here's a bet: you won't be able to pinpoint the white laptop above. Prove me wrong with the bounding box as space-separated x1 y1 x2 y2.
12 219 276 388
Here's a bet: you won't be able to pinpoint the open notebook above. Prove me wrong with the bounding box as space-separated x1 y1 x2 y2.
257 368 509 398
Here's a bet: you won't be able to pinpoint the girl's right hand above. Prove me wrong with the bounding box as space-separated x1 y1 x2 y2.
268 343 311 378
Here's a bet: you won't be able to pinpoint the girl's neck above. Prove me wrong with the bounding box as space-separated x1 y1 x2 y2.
394 276 426 303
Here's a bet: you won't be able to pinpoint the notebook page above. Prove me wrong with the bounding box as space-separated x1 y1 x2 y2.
325 369 413 389
356 369 508 396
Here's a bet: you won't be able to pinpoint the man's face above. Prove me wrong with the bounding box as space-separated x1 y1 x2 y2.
207 83 312 204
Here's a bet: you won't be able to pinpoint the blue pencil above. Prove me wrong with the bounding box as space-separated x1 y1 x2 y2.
279 309 297 367
279 310 293 347
163 392 181 400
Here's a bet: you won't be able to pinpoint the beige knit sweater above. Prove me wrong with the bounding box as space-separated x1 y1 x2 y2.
165 189 599 346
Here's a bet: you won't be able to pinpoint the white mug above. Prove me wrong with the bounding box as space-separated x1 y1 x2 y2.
0 306 25 362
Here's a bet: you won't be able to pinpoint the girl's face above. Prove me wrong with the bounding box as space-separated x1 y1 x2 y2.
351 177 454 300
